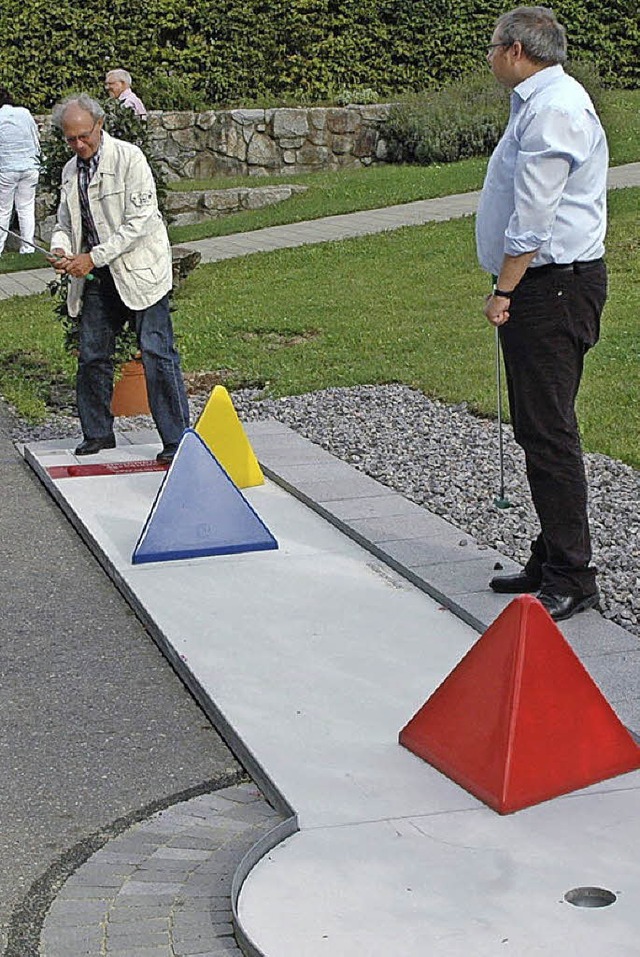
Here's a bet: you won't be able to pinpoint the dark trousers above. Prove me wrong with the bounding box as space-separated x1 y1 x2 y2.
499 259 607 597
77 268 190 449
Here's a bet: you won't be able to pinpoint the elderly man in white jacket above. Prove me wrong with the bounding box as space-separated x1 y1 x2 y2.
50 93 189 461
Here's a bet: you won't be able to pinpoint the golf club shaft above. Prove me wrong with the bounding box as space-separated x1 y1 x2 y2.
0 224 94 279
495 325 506 499
0 224 56 258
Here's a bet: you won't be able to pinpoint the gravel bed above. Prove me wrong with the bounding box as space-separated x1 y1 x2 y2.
10 383 639 638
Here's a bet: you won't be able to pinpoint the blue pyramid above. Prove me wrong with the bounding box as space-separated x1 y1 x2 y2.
132 429 278 564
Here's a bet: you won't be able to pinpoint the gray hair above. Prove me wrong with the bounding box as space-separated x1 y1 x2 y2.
51 93 105 129
495 6 567 65
106 69 132 86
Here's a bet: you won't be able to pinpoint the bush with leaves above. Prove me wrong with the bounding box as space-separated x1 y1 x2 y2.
384 73 509 165
136 73 209 112
39 98 166 214
383 62 604 166
333 87 381 106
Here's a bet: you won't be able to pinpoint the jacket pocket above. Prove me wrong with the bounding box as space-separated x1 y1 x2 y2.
120 246 162 272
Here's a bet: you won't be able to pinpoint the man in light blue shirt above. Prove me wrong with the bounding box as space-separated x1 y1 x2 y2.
476 6 608 621
0 87 40 255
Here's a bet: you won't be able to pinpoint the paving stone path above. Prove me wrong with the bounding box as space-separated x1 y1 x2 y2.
40 784 282 957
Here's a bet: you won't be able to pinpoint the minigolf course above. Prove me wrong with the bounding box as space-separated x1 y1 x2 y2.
23 417 640 957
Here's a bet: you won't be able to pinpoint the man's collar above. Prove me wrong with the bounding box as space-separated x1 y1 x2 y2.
513 63 564 102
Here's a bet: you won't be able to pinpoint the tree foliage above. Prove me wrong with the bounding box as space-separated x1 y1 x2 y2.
0 0 636 114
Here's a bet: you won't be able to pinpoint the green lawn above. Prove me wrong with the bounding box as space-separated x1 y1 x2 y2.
600 88 640 166
0 90 637 271
0 251 49 275
1 188 637 467
168 159 489 244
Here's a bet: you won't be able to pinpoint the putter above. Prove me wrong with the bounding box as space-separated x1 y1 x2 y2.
494 326 512 509
0 225 94 279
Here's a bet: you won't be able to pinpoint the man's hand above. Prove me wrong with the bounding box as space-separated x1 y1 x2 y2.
485 251 537 326
484 293 511 327
59 253 95 278
47 247 70 274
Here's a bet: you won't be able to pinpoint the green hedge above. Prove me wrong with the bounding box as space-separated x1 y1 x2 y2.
0 0 637 113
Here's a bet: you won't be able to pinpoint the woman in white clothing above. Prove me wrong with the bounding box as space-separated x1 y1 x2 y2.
0 88 40 255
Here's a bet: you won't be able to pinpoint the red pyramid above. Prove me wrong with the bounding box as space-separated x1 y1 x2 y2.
399 595 640 814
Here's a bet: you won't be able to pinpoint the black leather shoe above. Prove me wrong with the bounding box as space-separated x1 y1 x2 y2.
490 571 541 594
156 446 178 464
537 589 600 621
75 435 116 455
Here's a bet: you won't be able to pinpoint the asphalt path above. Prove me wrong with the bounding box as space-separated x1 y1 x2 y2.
0 401 243 957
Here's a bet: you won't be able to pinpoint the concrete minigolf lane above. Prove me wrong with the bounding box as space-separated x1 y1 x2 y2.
25 433 640 957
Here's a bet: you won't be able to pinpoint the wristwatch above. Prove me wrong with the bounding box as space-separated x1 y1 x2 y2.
492 286 515 298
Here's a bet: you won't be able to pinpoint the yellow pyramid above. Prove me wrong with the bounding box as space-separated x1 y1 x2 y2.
194 386 264 488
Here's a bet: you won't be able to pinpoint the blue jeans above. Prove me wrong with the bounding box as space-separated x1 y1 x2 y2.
76 267 189 448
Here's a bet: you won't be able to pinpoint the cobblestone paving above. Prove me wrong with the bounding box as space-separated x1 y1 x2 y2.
40 784 283 957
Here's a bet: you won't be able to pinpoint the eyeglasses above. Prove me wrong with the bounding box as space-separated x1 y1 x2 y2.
487 41 512 56
65 120 99 145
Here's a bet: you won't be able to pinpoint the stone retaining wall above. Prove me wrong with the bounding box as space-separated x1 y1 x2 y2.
165 183 308 226
146 104 391 180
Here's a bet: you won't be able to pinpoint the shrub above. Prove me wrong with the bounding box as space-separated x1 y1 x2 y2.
383 73 509 165
136 73 209 112
383 61 605 166
334 87 381 106
0 0 636 115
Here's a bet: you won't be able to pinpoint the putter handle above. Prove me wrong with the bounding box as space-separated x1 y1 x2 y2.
49 252 94 281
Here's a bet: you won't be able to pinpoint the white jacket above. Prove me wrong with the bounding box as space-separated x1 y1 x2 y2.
51 131 172 316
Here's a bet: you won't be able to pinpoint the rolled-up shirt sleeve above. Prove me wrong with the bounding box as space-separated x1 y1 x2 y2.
505 108 590 257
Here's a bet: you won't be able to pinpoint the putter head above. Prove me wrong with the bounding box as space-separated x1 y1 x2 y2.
494 495 513 509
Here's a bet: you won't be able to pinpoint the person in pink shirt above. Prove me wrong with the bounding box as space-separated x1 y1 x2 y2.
104 70 147 118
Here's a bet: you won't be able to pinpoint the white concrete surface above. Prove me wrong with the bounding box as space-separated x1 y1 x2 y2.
25 436 640 957
241 789 640 956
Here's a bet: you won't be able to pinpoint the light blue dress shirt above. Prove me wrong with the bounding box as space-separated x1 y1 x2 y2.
0 105 40 173
476 65 608 277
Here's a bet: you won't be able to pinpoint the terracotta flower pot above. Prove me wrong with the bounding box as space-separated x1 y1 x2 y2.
111 358 151 416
